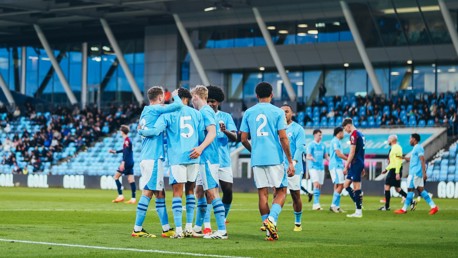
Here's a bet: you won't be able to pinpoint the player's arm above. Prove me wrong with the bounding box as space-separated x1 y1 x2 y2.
138 116 167 137
279 129 295 176
344 145 356 172
221 117 237 142
306 145 315 161
190 124 216 159
420 154 427 181
293 130 306 163
240 132 251 152
156 92 183 114
335 149 347 160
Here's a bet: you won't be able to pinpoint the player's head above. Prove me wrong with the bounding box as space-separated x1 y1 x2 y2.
388 134 398 145
120 125 129 137
410 133 420 146
313 129 322 142
255 82 273 100
207 85 225 112
191 85 208 109
342 118 353 133
281 104 293 124
334 126 344 140
178 88 192 105
147 86 164 104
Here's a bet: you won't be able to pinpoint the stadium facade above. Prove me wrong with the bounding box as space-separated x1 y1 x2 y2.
0 0 458 109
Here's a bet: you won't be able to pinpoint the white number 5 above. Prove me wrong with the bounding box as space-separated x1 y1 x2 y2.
180 116 194 138
256 114 268 137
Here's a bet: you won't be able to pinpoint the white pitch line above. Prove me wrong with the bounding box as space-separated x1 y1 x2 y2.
0 208 262 212
0 239 250 258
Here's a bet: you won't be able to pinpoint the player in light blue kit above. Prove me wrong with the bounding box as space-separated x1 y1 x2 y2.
131 87 183 238
240 82 294 241
394 133 439 215
190 85 227 240
138 88 204 238
201 85 237 231
306 129 329 210
328 127 347 213
281 104 306 232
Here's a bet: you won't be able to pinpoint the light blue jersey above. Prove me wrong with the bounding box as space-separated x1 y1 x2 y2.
329 137 344 170
200 105 220 165
216 111 237 168
140 105 204 165
284 121 306 174
307 141 326 170
240 103 287 166
409 144 425 177
138 95 183 161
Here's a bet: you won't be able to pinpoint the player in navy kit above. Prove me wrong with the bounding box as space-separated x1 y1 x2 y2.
109 125 136 204
342 118 365 218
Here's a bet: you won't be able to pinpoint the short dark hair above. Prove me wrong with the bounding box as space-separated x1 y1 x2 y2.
147 86 164 101
342 117 353 127
120 125 130 135
178 88 192 100
333 126 343 136
206 85 225 102
313 129 322 135
255 82 273 98
411 133 420 143
281 104 293 111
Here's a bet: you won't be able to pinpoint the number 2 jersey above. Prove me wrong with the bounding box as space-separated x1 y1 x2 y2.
240 102 287 167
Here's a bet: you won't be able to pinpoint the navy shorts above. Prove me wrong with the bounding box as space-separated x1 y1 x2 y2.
118 165 134 175
346 162 364 182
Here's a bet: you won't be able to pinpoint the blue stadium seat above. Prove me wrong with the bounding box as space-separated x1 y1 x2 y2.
427 120 435 126
418 120 426 127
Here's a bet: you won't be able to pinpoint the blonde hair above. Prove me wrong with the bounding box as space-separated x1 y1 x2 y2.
191 85 208 100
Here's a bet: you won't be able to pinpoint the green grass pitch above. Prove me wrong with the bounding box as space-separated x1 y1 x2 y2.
0 187 457 257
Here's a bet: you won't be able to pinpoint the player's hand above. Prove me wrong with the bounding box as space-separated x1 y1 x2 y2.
423 173 427 181
190 146 203 159
219 122 226 132
119 163 124 172
362 169 366 177
396 173 401 180
343 167 348 175
109 149 115 154
287 163 295 177
172 89 178 97
381 170 387 174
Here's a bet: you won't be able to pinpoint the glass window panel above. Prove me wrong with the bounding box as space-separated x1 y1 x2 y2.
368 1 409 46
46 50 68 94
437 65 458 93
346 69 367 95
26 47 39 97
69 52 82 92
349 3 385 47
228 73 243 100
393 0 431 45
288 71 303 101
419 0 450 44
325 69 345 96
390 66 411 93
369 68 390 96
303 70 322 102
242 73 262 100
0 48 9 88
413 65 436 93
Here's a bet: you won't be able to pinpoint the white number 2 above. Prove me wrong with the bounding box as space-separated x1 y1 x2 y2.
256 114 268 137
180 116 194 138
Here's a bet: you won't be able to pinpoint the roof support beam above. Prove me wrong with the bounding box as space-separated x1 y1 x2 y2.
20 46 26 95
438 0 458 57
0 70 15 107
173 13 210 86
252 7 295 101
34 50 66 98
81 42 88 109
100 18 144 104
340 1 383 95
33 24 78 105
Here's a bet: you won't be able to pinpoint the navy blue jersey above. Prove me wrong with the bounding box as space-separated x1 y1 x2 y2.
117 137 134 167
350 130 365 166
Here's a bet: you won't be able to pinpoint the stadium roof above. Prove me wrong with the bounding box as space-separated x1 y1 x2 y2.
0 0 318 46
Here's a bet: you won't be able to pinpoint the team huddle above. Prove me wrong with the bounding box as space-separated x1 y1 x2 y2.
110 81 438 241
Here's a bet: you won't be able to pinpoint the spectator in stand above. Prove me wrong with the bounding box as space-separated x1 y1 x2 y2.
3 137 13 152
164 88 172 104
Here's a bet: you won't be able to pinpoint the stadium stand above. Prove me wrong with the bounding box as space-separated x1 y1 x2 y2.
427 140 458 183
298 92 458 135
0 103 141 175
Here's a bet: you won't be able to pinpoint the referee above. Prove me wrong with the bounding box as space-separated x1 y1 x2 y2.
379 135 410 211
